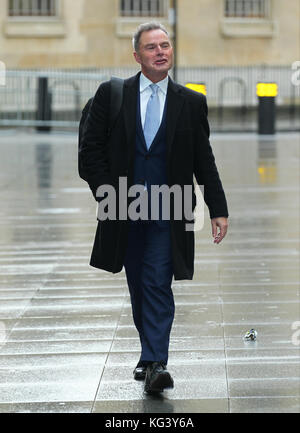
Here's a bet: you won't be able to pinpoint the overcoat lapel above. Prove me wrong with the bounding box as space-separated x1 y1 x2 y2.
123 72 140 168
165 78 185 172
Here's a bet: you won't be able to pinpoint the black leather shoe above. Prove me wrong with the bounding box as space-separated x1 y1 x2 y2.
144 362 174 393
133 365 147 381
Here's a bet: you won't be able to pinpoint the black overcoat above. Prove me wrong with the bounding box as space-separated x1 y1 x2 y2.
79 72 228 280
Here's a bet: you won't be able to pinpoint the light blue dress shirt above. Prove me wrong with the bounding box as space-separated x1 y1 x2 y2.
139 73 169 129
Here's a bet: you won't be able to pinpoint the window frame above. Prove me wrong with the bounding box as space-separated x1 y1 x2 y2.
224 0 271 19
4 0 65 38
120 0 168 18
220 0 276 38
7 0 60 20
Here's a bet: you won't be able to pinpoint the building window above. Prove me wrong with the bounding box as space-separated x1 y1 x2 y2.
8 0 57 17
120 0 166 17
224 0 268 18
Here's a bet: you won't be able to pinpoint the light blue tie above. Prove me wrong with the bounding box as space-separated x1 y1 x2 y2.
143 84 160 150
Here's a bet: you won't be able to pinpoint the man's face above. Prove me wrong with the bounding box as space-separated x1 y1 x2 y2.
134 29 173 81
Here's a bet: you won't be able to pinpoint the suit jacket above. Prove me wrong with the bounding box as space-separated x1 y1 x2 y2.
79 72 228 280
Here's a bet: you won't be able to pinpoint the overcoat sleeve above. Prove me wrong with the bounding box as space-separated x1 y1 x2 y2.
79 81 112 200
193 94 229 219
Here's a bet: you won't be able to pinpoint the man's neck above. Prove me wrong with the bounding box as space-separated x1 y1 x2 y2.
141 71 168 84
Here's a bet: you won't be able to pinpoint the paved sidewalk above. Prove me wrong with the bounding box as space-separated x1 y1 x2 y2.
0 130 299 413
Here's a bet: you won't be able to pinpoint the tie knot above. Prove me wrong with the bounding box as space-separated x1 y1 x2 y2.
150 83 158 94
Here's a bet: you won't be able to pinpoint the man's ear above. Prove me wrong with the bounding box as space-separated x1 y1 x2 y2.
133 51 141 65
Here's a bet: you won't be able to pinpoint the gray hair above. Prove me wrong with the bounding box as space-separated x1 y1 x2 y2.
132 22 169 52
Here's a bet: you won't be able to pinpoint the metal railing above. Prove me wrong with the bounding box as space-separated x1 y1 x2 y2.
0 69 113 128
0 65 299 131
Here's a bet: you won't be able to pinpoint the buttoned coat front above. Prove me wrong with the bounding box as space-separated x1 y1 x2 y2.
79 72 228 280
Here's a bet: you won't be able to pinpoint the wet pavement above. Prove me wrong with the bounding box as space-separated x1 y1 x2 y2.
0 130 299 413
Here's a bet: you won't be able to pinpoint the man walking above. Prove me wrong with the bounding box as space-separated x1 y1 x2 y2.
79 22 228 394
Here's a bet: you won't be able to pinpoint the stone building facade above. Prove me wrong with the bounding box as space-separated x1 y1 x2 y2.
0 0 299 68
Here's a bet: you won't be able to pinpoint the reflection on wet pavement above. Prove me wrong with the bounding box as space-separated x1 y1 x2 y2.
0 131 299 413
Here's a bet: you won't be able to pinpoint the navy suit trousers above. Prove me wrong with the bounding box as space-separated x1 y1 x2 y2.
124 221 174 364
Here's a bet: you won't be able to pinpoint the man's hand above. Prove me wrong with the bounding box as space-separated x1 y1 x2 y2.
211 217 228 244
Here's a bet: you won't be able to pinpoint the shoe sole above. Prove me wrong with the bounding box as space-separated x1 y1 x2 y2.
134 372 146 381
145 372 174 393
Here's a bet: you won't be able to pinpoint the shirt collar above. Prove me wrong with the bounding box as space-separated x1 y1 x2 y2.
140 72 169 95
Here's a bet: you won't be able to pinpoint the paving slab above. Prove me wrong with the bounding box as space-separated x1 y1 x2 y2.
0 130 299 413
